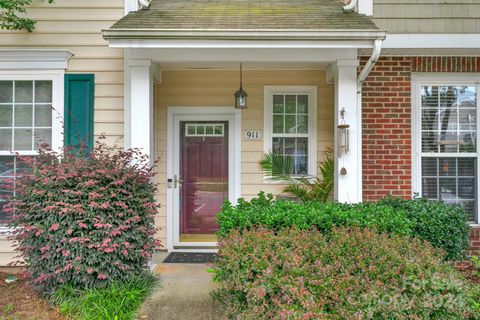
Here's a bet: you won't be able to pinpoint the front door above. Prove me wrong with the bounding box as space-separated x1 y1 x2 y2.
172 116 232 247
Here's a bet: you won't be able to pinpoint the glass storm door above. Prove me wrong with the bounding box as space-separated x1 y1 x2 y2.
177 121 229 244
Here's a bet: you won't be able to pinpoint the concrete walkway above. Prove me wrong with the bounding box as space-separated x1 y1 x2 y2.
138 252 224 320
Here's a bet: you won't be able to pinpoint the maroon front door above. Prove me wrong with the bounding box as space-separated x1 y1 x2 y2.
179 121 228 239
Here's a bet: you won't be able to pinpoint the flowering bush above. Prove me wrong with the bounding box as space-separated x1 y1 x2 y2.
213 227 479 319
5 141 161 294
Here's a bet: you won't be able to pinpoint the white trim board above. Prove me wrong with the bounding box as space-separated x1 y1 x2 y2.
383 34 480 49
0 49 73 70
166 107 241 251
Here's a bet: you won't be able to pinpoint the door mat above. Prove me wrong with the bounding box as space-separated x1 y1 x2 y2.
162 252 217 264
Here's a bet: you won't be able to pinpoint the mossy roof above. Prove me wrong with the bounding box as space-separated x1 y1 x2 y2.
110 0 379 31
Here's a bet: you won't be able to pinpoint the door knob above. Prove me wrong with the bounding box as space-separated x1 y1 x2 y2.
174 175 184 188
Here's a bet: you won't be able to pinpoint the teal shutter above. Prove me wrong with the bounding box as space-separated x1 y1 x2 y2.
64 74 95 152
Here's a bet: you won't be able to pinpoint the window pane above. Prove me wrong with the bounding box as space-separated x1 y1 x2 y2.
272 137 308 175
273 115 284 134
285 115 296 134
422 158 437 176
297 114 308 134
0 81 12 103
35 81 52 103
458 178 475 198
422 178 438 199
272 138 283 154
459 158 475 176
14 129 32 150
421 109 439 131
273 95 284 114
422 132 438 152
421 156 477 222
459 109 476 130
0 129 12 150
34 129 52 149
439 178 457 199
34 104 52 127
297 95 308 114
15 81 33 103
0 105 12 127
14 104 33 127
0 156 14 176
421 86 439 108
439 158 456 176
421 85 477 154
285 95 296 113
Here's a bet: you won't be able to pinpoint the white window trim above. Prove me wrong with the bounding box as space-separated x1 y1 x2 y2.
412 73 480 224
0 50 72 233
0 71 65 155
264 86 318 181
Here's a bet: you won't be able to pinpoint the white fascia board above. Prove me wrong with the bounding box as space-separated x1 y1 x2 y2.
103 29 386 42
0 49 74 70
107 39 380 49
128 48 357 63
383 34 480 49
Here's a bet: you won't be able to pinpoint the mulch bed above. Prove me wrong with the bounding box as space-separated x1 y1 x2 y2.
0 272 65 320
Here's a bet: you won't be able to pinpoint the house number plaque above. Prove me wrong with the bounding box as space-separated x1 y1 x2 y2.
244 130 262 140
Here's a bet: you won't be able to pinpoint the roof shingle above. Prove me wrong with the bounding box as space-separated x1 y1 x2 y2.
110 0 379 31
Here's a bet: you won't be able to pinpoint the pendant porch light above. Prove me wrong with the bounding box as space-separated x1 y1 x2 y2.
234 63 248 109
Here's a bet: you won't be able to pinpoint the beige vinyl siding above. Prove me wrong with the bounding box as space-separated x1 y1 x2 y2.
372 0 480 33
0 0 124 265
155 69 334 243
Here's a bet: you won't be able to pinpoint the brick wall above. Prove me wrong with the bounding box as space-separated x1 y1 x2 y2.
360 56 480 255
361 56 480 201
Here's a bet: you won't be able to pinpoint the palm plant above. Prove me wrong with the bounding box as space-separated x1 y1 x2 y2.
260 149 334 202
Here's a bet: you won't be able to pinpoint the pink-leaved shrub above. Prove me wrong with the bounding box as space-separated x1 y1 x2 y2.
5 141 161 294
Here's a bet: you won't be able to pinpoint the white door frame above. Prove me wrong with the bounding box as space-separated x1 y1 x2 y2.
166 107 241 251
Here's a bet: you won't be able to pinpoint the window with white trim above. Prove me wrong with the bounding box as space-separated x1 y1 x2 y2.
414 77 479 223
264 86 317 177
0 78 61 226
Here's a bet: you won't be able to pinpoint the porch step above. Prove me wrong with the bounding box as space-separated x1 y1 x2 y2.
138 253 224 320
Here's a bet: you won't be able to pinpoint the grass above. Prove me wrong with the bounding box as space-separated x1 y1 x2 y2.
50 272 159 320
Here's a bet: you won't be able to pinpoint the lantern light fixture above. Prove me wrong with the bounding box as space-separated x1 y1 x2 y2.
234 63 248 109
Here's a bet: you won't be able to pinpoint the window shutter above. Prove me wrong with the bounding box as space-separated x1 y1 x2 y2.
64 74 94 152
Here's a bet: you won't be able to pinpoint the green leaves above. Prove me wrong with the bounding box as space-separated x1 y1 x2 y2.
213 227 479 319
217 194 470 261
51 272 158 320
8 141 161 294
0 0 54 32
259 149 334 202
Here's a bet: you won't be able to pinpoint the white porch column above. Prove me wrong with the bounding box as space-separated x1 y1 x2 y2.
127 59 154 162
334 59 362 203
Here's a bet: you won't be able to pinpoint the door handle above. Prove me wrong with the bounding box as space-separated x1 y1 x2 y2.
174 175 184 189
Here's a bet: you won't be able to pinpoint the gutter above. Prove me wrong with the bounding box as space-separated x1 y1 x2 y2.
357 39 382 91
103 29 387 41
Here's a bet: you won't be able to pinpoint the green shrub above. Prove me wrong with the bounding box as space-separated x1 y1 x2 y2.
378 197 470 261
213 227 479 320
217 193 470 260
6 142 161 294
51 272 158 320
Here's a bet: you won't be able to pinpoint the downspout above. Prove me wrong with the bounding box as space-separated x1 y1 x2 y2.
356 38 383 201
343 0 358 13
